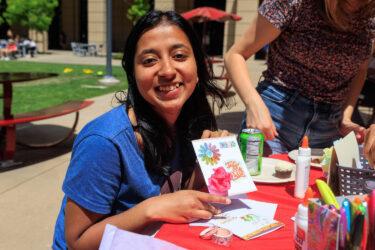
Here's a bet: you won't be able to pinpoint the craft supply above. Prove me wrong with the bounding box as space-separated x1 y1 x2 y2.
351 198 361 223
294 187 313 249
370 190 375 238
212 228 233 246
342 199 351 233
199 226 219 240
316 179 340 210
351 212 364 248
328 204 337 213
239 128 264 176
192 136 257 196
208 167 232 196
294 136 311 198
339 206 348 248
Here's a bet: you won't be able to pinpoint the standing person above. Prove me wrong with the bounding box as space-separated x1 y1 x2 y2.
53 10 230 250
224 0 374 155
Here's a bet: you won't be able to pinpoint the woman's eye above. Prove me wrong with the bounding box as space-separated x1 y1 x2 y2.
173 53 187 60
142 58 156 65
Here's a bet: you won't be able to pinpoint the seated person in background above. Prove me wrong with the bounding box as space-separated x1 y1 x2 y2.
52 10 230 250
6 39 18 59
22 38 37 57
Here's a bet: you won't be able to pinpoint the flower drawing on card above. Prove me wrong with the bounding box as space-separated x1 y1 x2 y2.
225 161 246 181
198 143 221 165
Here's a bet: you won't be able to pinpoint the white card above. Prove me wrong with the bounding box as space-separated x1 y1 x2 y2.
192 136 257 196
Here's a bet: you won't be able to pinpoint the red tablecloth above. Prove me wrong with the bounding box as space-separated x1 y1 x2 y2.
155 154 325 249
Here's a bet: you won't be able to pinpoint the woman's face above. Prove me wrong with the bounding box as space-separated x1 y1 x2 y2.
134 24 198 125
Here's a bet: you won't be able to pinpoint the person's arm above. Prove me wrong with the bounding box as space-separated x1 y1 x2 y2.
224 14 281 141
340 41 375 142
364 124 375 169
66 190 230 249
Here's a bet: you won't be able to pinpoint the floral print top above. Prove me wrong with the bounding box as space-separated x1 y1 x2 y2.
259 0 374 104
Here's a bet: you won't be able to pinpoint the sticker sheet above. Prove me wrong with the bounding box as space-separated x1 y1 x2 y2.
192 136 257 196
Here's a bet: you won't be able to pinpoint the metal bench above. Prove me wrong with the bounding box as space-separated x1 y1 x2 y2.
0 100 94 168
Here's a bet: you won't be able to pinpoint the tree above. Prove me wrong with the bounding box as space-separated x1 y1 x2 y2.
3 0 58 32
125 0 151 25
0 0 5 26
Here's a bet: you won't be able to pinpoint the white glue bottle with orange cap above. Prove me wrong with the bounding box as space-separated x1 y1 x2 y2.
294 136 311 199
294 187 313 250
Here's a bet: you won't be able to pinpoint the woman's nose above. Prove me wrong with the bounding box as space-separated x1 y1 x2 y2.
158 59 176 78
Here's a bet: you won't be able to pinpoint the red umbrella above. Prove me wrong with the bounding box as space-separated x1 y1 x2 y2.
181 7 241 52
181 7 241 23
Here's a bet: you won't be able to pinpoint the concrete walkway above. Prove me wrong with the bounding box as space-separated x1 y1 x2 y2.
0 50 267 249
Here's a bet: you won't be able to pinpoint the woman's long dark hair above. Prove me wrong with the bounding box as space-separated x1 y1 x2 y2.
118 10 228 177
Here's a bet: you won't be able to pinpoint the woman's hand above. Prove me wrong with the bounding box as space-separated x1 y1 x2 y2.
339 119 366 143
245 97 278 141
201 129 229 138
364 124 375 169
145 190 231 223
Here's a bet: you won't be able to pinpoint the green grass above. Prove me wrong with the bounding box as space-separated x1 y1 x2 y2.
0 61 128 115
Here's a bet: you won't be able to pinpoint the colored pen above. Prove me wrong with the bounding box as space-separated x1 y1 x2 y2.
316 179 340 210
361 214 367 250
350 212 364 248
342 199 351 233
339 206 347 248
329 204 337 213
371 190 375 238
351 200 360 224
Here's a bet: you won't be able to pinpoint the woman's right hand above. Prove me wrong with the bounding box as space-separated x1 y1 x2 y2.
245 96 278 141
145 190 231 223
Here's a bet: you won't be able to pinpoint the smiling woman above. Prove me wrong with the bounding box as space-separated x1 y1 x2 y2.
52 10 230 250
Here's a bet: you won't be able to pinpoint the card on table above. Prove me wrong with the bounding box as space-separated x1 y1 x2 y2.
192 136 257 196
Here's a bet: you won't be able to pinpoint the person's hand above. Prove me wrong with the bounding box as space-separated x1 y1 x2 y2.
145 190 231 223
364 124 375 169
201 129 229 138
339 119 366 143
245 99 278 141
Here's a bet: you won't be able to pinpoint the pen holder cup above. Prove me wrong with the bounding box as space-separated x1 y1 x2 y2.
337 164 375 195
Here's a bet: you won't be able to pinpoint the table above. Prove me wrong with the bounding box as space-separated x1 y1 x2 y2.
0 72 58 167
155 154 325 249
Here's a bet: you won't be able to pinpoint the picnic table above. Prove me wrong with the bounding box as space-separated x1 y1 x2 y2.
0 72 93 168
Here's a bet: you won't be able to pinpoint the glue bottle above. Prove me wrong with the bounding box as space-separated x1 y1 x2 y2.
294 187 313 250
294 136 311 199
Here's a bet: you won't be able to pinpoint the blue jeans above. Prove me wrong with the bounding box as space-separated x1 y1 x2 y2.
238 81 342 156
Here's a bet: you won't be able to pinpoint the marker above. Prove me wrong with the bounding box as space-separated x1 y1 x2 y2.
370 190 375 237
361 214 368 250
351 200 360 224
342 199 351 233
350 212 364 248
316 179 340 210
329 204 337 213
339 206 347 248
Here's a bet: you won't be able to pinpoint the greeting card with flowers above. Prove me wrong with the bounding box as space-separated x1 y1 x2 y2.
192 136 257 196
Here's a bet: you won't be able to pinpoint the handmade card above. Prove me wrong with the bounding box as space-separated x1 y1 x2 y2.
192 136 257 196
209 208 284 240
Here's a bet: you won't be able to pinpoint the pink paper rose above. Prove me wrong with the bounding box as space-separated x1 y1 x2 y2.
208 167 232 193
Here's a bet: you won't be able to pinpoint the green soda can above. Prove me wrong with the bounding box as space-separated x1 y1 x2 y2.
239 128 264 175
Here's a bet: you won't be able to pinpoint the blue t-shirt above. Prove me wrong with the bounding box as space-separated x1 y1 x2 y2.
52 105 183 249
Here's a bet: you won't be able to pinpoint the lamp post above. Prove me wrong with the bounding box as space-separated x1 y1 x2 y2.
99 0 120 85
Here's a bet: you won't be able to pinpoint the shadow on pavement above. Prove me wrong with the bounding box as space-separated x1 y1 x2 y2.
0 124 76 172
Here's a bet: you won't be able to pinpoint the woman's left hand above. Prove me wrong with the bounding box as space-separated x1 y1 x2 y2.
201 129 229 138
339 119 366 143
